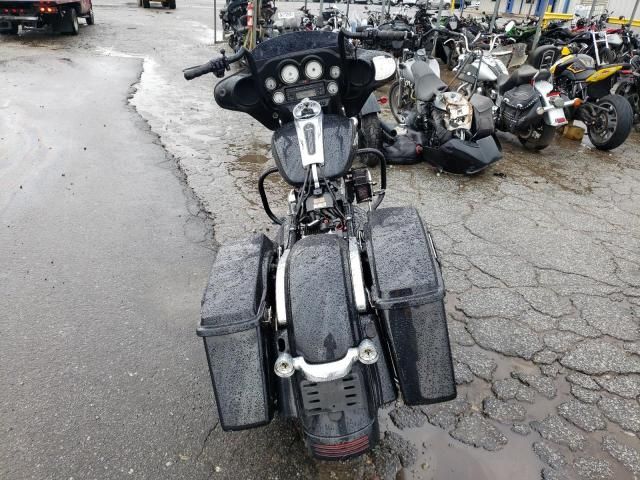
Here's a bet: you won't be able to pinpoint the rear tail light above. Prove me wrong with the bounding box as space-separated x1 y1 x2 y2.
377 96 388 105
38 6 58 12
311 435 370 459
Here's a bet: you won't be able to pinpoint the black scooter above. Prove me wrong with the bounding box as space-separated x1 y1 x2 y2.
184 29 456 459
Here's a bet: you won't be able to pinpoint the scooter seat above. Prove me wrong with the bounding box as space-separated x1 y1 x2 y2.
497 64 540 94
412 60 447 102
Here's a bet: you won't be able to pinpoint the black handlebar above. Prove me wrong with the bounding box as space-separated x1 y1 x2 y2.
183 48 246 81
341 28 412 42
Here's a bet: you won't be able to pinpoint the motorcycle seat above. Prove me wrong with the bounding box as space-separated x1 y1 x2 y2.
412 60 447 101
497 64 539 94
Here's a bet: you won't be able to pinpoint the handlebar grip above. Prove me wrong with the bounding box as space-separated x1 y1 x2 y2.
341 29 410 41
377 30 410 41
183 48 245 81
183 61 214 81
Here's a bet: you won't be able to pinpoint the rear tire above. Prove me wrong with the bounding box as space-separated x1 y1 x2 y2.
518 123 556 150
86 7 94 25
143 0 150 8
359 113 382 167
169 0 176 8
587 94 633 151
64 8 79 35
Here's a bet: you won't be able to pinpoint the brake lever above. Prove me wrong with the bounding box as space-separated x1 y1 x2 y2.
212 49 230 78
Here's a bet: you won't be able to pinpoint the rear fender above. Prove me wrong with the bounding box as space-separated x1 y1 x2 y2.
284 234 379 455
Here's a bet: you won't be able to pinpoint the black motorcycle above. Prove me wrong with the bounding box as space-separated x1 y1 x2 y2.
184 30 456 459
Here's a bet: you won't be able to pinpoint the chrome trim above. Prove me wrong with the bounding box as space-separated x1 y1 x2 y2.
349 238 367 312
274 339 379 382
275 249 290 327
292 99 324 167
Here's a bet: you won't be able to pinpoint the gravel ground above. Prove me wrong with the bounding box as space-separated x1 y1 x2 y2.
2 0 640 479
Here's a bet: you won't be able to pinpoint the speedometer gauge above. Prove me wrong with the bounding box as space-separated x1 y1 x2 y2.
280 64 299 84
304 60 323 80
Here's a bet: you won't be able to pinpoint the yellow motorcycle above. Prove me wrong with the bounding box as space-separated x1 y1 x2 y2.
532 37 633 150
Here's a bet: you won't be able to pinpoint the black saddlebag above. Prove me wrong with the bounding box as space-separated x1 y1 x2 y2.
197 234 275 431
500 84 541 132
470 94 495 139
424 135 502 175
365 207 456 405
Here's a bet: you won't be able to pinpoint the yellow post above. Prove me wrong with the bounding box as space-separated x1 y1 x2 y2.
607 16 640 26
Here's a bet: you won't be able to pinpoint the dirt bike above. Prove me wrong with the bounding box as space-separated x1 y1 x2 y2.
183 29 456 459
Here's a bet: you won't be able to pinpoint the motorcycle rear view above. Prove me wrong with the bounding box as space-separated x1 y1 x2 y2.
185 29 456 459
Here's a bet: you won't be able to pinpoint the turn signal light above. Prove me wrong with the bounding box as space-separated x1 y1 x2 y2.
573 98 583 108
39 6 57 12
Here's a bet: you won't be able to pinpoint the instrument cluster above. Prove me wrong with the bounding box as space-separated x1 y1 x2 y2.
263 56 342 106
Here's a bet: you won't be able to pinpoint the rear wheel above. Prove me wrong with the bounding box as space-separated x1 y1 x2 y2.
359 113 382 167
64 8 79 35
518 123 557 150
587 94 633 150
143 0 150 8
86 7 94 25
169 0 176 8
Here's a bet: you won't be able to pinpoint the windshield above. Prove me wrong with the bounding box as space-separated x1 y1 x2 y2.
252 31 341 62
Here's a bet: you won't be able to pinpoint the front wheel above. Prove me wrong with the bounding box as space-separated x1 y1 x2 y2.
358 113 382 167
613 80 640 125
388 81 413 124
518 123 557 150
587 94 633 151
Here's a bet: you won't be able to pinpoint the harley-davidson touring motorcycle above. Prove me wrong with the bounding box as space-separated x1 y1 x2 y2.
454 27 577 150
390 53 503 174
184 29 456 459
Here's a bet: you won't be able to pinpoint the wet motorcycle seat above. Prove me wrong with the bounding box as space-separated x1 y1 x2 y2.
412 61 447 102
497 64 539 94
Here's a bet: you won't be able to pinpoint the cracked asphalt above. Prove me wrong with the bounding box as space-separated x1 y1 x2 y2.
1 0 640 479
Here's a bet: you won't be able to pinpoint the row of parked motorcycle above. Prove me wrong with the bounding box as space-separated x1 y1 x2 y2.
355 7 640 174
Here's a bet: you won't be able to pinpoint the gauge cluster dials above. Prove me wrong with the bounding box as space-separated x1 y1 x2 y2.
264 77 277 91
329 65 341 79
280 64 299 84
304 60 323 80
